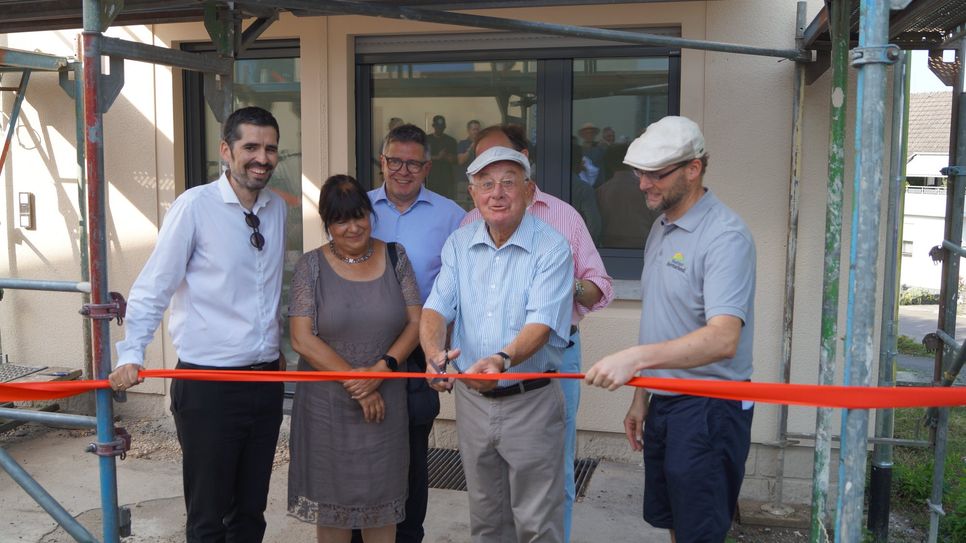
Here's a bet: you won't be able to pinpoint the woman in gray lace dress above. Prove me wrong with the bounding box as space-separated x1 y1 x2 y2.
287 175 421 543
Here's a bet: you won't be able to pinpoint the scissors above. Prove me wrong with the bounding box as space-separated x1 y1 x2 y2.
428 349 455 391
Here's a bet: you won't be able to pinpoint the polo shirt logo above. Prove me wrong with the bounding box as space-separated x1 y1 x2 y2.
667 251 686 273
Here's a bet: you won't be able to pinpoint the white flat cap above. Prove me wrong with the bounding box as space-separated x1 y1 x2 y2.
624 116 706 171
466 146 532 180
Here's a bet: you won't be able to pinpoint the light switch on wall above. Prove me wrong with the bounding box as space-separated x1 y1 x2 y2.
18 192 35 230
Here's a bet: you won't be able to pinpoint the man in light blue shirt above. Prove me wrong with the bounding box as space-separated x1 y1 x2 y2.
366 123 464 543
369 124 466 304
422 146 573 542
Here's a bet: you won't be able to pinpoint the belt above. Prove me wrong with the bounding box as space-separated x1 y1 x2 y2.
480 377 552 398
177 359 279 371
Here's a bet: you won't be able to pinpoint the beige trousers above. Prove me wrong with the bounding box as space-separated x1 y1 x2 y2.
454 380 566 543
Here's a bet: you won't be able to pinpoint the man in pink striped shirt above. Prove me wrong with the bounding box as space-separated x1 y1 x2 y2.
461 124 614 542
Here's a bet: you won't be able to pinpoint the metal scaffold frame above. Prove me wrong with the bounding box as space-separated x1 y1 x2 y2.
0 1 238 541
0 1 962 542
923 36 966 543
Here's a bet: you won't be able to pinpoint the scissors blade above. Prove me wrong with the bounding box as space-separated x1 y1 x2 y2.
428 355 449 384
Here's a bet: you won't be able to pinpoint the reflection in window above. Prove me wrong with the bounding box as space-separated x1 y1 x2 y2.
573 57 669 250
370 61 538 210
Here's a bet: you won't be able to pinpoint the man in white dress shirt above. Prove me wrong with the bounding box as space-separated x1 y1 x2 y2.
109 106 287 543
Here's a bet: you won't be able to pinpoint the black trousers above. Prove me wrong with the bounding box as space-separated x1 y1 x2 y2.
397 420 433 543
170 361 284 543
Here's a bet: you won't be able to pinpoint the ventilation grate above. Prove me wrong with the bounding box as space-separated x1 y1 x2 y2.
428 448 467 491
427 448 600 498
573 457 600 499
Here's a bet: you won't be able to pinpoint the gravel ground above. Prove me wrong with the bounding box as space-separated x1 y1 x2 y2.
120 416 292 469
2 415 291 468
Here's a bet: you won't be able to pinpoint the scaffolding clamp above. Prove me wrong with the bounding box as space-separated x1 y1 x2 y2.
849 45 900 65
922 332 942 353
927 499 946 517
86 426 131 460
79 291 127 325
941 165 965 177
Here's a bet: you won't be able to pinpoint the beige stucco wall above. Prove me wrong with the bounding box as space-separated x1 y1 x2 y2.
2 0 898 502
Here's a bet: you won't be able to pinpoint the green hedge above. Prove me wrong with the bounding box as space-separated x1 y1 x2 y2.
898 287 940 306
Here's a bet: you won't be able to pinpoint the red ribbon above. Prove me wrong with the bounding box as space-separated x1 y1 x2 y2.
1 369 963 409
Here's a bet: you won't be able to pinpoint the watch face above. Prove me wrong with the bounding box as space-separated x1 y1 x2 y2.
498 352 511 371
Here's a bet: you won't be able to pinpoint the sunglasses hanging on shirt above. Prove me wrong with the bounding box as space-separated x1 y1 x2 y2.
244 212 265 251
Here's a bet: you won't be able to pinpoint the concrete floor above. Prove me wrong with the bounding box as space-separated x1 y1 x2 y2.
0 427 667 543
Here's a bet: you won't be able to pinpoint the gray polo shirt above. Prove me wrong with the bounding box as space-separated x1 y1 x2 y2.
638 188 756 391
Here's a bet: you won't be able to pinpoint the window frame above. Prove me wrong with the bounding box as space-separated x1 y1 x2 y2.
356 45 681 279
182 39 301 188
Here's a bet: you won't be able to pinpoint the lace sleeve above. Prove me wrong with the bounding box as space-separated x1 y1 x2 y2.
393 244 422 306
288 249 319 318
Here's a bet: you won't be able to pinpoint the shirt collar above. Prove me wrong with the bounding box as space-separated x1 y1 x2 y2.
216 173 272 212
470 213 537 253
529 185 552 212
371 184 432 211
662 188 716 233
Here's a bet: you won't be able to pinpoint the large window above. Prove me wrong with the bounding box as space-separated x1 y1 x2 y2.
572 57 669 251
368 60 537 210
183 40 302 372
357 39 679 279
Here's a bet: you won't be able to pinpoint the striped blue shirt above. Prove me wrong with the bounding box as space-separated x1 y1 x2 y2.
424 214 573 383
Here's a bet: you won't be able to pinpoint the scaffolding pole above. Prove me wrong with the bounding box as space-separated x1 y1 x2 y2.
249 0 809 61
82 0 121 541
809 0 848 539
927 38 966 543
73 60 94 380
867 49 909 542
0 69 30 174
0 278 91 293
771 0 807 515
834 0 895 540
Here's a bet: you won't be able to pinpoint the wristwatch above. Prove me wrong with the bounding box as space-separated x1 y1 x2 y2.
496 351 512 372
574 279 585 298
381 354 399 372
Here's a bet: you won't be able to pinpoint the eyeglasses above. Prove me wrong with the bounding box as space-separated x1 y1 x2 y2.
633 161 690 182
470 177 522 194
382 155 428 174
244 212 265 251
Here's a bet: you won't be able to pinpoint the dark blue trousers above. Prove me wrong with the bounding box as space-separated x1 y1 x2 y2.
642 394 753 543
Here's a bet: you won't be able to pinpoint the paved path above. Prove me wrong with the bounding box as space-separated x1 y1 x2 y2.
897 305 965 385
897 304 966 340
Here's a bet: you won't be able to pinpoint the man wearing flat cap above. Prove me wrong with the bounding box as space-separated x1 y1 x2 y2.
421 146 573 542
585 116 757 542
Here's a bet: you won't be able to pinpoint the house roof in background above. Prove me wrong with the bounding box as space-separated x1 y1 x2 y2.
907 91 952 158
